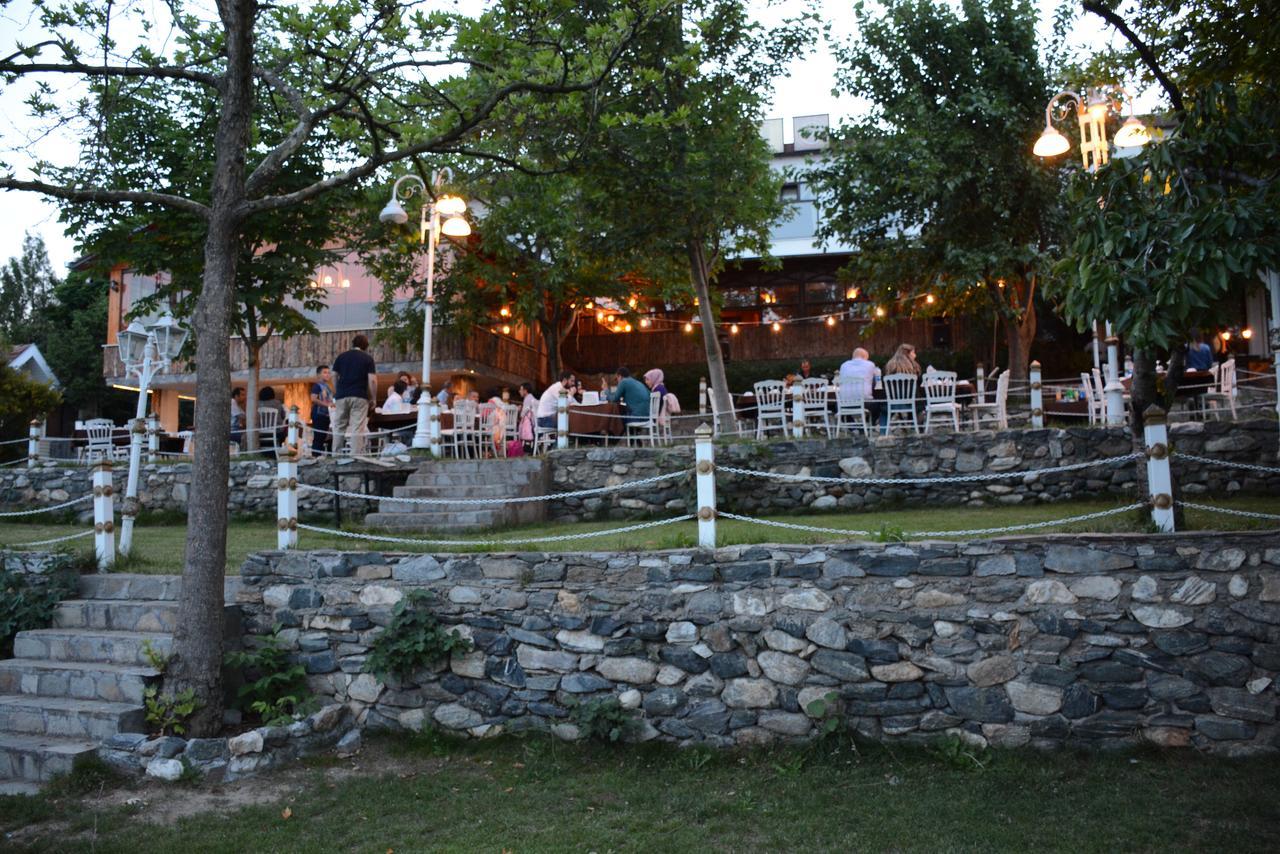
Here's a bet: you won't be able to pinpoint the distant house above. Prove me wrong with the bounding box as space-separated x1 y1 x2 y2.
7 343 60 388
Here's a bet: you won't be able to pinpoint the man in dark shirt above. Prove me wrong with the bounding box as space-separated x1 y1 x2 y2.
603 366 651 424
310 365 335 455
331 334 377 455
1186 334 1214 372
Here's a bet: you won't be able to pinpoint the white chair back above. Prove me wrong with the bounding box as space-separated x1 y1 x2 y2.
255 408 280 449
799 377 828 407
922 370 957 405
994 371 1010 425
85 419 117 463
834 375 865 406
754 380 786 414
1080 372 1098 423
1091 367 1106 403
883 374 917 412
1219 358 1235 395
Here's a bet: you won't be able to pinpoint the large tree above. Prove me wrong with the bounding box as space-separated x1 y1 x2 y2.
807 0 1065 382
0 0 662 733
0 233 58 343
1049 0 1279 431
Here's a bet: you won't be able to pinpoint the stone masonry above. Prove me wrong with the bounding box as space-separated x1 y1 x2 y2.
235 532 1280 754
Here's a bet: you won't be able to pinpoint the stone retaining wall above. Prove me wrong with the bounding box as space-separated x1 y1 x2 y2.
547 419 1279 522
235 533 1280 754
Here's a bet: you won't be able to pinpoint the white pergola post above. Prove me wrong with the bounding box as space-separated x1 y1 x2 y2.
1143 406 1175 532
699 377 708 415
27 419 40 468
428 398 442 458
92 461 115 570
694 424 717 550
1104 326 1125 426
277 451 298 549
556 388 569 450
1029 361 1044 429
791 383 805 439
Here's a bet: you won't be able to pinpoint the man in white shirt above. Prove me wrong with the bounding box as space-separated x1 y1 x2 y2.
537 370 577 429
838 348 880 400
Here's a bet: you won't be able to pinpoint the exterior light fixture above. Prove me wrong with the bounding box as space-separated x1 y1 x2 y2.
1242 328 1253 340
501 324 511 335
925 294 936 305
826 316 836 327
684 322 694 333
771 321 781 333
1033 87 1149 171
435 195 466 216
441 214 471 238
729 323 739 335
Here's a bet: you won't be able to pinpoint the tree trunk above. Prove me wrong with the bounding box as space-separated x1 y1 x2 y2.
1004 303 1036 384
687 238 737 433
165 0 256 737
244 344 259 452
538 317 561 383
1130 348 1159 438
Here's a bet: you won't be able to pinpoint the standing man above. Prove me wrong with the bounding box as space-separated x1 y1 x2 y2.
310 365 335 456
331 334 377 456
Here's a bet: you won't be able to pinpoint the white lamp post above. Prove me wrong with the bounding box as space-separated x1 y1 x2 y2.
1035 88 1149 427
117 312 189 555
380 169 470 452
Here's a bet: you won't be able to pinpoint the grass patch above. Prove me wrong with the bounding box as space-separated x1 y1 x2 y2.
2 733 1280 851
2 495 1278 575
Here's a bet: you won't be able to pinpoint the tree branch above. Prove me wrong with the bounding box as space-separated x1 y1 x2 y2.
0 58 219 88
1081 0 1184 114
0 176 210 217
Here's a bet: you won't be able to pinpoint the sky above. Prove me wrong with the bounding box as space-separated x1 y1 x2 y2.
0 0 1150 273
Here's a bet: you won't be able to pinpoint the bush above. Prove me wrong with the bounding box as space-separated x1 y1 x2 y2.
224 629 315 726
363 591 472 680
571 696 638 743
0 561 77 657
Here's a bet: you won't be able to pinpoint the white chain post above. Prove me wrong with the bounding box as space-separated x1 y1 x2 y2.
694 423 716 549
93 461 115 569
791 383 805 439
556 388 569 450
428 398 442 458
27 419 40 468
699 377 707 415
118 417 146 556
976 365 986 401
1104 332 1125 425
1143 405 1175 532
286 405 300 451
277 449 299 549
146 413 159 463
1029 361 1043 429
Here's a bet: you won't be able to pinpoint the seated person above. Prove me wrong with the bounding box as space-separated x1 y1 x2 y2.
1186 334 1214 371
383 379 408 413
603 366 651 424
837 348 880 400
230 387 246 445
797 359 813 380
536 371 577 430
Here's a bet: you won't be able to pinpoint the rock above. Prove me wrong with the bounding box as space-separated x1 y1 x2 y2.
1208 687 1277 723
619 689 642 710
709 653 750 679
805 619 848 650
1131 605 1193 629
516 646 579 672
798 686 839 717
1261 575 1280 603
184 738 227 762
945 686 1014 723
347 673 384 703
757 651 809 685
1044 546 1133 574
449 587 482 604
1195 548 1247 572
434 703 483 730
759 711 812 736
145 758 185 781
967 656 1017 687
838 457 872 478
1247 677 1273 695
1060 685 1100 719
596 657 659 684
1170 576 1217 606
644 687 688 715
975 555 1015 577
449 650 486 679
1143 727 1192 748
810 650 870 682
551 723 581 741
811 495 838 510
732 592 773 616
1189 652 1252 687
556 629 605 653
398 708 428 731
1195 715 1256 740
933 621 961 639
870 661 923 682
665 621 698 644
228 731 263 756
762 629 807 653
335 730 362 757
561 672 613 693
779 588 833 611
393 554 445 582
1069 576 1122 601
1005 681 1063 715
915 589 967 607
722 677 780 709
1026 580 1076 604
1229 575 1249 598
358 585 403 607
310 704 345 732
139 736 185 759
1131 576 1160 602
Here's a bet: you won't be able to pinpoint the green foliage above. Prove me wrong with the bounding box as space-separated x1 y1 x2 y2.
363 591 473 681
0 363 62 461
808 0 1065 376
0 563 77 657
874 524 907 544
143 686 202 737
804 691 843 738
141 639 171 674
569 696 638 743
930 733 991 772
0 233 56 343
224 629 315 726
42 754 123 799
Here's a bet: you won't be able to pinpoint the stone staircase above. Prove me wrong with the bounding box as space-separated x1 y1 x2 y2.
363 457 550 532
0 574 236 795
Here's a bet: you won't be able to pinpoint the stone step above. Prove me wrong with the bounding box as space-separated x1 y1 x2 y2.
362 510 505 532
392 483 528 498
0 659 158 705
0 694 146 740
53 599 179 633
0 733 99 784
79 573 184 602
406 458 544 474
405 471 541 487
13 629 173 667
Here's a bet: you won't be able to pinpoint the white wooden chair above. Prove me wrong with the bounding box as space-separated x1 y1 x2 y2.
707 388 724 437
450 399 479 458
832 376 871 437
883 374 920 435
533 419 557 454
1202 358 1237 420
83 419 124 465
922 370 960 433
1080 372 1101 425
971 371 1010 431
798 377 833 438
753 380 788 439
625 391 661 446
657 392 677 444
252 408 281 454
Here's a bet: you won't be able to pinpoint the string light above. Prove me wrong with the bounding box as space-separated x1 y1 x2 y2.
596 310 605 323
875 306 886 318
624 322 633 333
501 324 511 335
684 322 694 333
639 318 651 328
1242 328 1253 340
499 306 511 318
1220 330 1232 341
584 300 594 310
730 324 739 335
925 294 935 305
771 321 782 333
846 287 859 300
628 296 638 309
826 316 836 327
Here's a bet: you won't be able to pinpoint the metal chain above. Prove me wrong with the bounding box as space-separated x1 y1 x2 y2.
296 514 694 547
0 494 93 517
718 453 1142 486
1 529 95 549
297 468 692 506
718 502 1145 538
1178 501 1280 521
1176 453 1280 476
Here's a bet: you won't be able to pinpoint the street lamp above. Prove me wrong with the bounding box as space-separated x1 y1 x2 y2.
380 168 470 451
1035 87 1150 425
117 311 189 555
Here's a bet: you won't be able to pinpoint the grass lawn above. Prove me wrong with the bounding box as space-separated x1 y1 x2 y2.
2 495 1279 574
2 732 1279 852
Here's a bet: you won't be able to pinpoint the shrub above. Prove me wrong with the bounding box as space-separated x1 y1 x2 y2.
571 696 638 743
143 686 202 736
363 591 472 680
224 629 315 726
0 561 77 657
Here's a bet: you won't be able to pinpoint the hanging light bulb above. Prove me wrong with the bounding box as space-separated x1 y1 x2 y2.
1220 330 1232 341
693 297 699 306
501 324 511 335
340 278 350 289
875 306 886 318
596 310 605 323
323 275 333 286
684 322 694 333
1242 328 1253 340
826 316 836 327
925 293 935 305
624 322 633 333
639 318 651 328
584 300 594 310
730 323 739 335
628 296 638 309
771 321 781 333
846 287 859 300
499 306 511 318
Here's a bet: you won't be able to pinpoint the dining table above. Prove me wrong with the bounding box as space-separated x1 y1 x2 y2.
569 401 625 438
